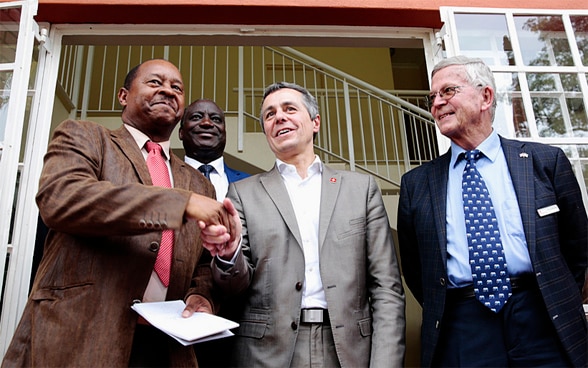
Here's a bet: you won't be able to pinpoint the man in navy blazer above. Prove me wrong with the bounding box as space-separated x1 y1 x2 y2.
398 56 587 367
179 98 250 202
179 98 250 367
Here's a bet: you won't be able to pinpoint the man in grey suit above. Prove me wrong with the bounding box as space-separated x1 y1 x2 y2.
398 56 587 367
200 82 406 367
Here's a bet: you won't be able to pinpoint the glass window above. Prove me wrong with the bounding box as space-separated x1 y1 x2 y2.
571 15 588 66
514 15 573 67
0 70 12 142
0 6 20 64
454 13 513 66
492 73 529 137
528 73 587 137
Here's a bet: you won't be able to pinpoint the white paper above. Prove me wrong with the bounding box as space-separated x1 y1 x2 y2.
132 300 239 346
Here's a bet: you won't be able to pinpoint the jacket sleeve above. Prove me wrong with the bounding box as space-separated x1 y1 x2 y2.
36 120 192 237
551 148 588 289
365 176 406 367
211 183 253 295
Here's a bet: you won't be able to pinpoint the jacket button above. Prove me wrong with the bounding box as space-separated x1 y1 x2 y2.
291 321 298 330
149 242 159 252
139 219 147 228
440 278 446 286
146 220 154 228
154 222 162 229
295 282 302 291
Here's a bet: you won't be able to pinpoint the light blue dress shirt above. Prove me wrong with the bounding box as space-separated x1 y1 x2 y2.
446 130 533 288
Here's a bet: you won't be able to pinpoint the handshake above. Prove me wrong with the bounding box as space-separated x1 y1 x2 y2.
185 194 241 260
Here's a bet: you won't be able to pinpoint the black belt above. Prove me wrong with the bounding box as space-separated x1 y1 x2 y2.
300 309 330 325
447 274 536 300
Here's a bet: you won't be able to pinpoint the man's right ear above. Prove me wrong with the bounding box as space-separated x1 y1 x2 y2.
117 87 128 108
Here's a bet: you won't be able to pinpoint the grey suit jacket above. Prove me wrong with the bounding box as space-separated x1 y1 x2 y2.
3 120 216 368
213 164 406 368
398 136 588 367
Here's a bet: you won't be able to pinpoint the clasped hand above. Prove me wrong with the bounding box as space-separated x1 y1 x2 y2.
199 198 241 260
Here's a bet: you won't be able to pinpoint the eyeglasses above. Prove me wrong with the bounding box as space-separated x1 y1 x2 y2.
426 86 463 109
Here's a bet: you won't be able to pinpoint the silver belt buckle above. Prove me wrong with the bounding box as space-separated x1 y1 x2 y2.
301 309 324 323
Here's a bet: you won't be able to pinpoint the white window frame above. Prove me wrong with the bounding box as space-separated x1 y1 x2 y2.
439 7 588 208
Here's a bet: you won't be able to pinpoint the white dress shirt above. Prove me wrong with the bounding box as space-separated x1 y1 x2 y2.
184 156 229 202
277 156 327 309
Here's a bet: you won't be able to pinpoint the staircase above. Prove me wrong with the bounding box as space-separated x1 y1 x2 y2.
58 45 439 228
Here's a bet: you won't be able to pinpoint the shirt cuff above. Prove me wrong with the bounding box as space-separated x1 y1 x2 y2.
215 233 242 270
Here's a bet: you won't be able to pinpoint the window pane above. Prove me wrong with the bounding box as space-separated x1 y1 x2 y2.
0 6 20 64
493 73 530 137
514 15 573 66
556 145 588 193
454 13 513 66
571 15 588 66
0 70 12 143
529 73 587 137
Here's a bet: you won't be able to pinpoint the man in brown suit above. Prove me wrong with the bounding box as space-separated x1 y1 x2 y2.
2 59 234 367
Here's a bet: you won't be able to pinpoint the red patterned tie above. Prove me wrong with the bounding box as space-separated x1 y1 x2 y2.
145 141 174 287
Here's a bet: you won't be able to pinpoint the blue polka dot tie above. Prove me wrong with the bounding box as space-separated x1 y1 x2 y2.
462 150 511 312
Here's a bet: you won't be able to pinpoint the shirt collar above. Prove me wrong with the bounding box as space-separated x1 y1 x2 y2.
276 155 323 178
124 124 172 161
451 129 500 168
184 156 225 175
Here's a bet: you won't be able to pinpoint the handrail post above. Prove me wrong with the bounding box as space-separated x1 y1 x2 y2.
237 46 244 152
343 81 355 171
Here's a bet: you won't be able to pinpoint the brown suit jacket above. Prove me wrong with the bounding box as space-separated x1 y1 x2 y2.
3 120 215 367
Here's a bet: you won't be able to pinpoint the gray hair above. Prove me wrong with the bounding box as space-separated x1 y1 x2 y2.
258 82 319 128
432 56 497 120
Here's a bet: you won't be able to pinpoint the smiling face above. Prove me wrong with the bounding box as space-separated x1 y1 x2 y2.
430 64 494 149
118 59 185 142
179 99 226 164
260 88 320 163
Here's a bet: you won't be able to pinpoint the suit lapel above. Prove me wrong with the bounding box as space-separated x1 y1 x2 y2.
170 154 190 190
110 125 152 185
319 166 341 248
430 151 451 269
260 166 303 247
500 137 535 252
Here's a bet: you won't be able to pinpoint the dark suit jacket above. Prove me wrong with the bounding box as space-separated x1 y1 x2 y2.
3 120 216 367
225 164 250 183
398 136 588 367
213 164 406 368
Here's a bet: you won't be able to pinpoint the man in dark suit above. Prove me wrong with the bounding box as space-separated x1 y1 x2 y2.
179 98 250 202
179 99 250 367
200 82 406 367
398 55 587 367
2 59 234 367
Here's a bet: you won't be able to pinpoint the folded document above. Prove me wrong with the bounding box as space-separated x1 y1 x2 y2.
132 300 239 346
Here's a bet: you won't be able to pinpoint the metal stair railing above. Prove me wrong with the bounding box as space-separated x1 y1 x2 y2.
58 45 438 191
236 46 438 192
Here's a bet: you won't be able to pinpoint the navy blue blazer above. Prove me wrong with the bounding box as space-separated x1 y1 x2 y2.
225 164 250 183
398 136 588 367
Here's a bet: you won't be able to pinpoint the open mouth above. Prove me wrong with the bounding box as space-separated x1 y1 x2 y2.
277 128 292 137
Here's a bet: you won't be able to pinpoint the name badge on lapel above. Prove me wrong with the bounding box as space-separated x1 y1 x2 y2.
537 204 560 217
